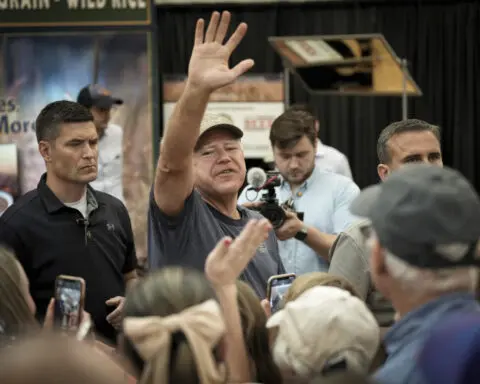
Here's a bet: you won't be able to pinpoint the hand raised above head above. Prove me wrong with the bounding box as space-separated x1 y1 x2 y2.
187 11 255 92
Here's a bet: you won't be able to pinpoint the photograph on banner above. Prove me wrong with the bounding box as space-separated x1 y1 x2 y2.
163 74 284 161
0 32 153 265
0 143 18 217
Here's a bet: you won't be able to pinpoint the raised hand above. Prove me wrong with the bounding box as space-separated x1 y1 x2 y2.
187 11 254 92
205 218 272 287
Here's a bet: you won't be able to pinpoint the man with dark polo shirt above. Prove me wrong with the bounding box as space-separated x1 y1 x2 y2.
0 100 137 344
148 11 285 298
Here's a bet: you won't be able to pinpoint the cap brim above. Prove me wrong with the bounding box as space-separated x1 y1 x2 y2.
94 96 123 109
349 184 382 218
266 309 284 329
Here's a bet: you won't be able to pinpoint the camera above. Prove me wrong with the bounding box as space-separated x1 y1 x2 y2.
249 171 286 229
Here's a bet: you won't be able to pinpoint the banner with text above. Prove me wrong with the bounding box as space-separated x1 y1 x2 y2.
163 74 284 160
155 0 342 3
0 0 151 27
0 32 153 264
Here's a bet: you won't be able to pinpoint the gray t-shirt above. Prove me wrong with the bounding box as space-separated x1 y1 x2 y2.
148 189 285 298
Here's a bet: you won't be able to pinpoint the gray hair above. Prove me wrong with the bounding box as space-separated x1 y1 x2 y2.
377 119 441 164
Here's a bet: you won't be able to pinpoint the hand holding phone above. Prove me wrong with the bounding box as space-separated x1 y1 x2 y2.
266 273 296 314
54 275 85 332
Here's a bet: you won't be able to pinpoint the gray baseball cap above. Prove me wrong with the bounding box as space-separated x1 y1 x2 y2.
350 164 480 269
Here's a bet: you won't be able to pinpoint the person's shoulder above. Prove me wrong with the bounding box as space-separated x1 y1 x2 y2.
313 167 354 186
322 143 349 161
337 219 370 242
1 189 41 226
240 206 264 220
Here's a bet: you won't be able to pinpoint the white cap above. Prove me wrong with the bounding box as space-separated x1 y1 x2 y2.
267 286 380 377
198 113 243 139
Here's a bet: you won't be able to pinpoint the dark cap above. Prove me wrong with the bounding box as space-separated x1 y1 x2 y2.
350 164 480 269
77 84 123 109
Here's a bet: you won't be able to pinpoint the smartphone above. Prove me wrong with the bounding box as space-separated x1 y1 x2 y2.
54 275 85 331
266 273 296 314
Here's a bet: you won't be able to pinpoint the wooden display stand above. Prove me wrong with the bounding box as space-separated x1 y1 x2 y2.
269 34 422 119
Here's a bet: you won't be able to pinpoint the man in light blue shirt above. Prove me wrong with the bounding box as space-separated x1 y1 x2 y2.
238 108 359 274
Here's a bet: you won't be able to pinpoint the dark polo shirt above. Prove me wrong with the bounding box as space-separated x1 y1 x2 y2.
0 174 137 343
148 189 285 298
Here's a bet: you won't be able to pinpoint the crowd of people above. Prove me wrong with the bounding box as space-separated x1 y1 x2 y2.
1 9 480 384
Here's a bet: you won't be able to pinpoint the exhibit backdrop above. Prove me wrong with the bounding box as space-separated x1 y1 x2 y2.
0 31 153 264
163 74 285 161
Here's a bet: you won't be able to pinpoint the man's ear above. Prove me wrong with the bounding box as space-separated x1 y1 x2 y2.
377 164 390 181
38 141 52 163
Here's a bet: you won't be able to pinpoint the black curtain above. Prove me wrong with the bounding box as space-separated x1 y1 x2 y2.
157 0 480 189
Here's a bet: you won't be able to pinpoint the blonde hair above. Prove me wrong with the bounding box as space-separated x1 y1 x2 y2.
283 272 360 304
236 281 282 384
0 247 38 343
121 267 223 384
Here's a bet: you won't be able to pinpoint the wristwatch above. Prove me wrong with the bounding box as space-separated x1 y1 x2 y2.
294 226 308 241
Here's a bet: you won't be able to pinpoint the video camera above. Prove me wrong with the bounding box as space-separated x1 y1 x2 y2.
246 168 302 229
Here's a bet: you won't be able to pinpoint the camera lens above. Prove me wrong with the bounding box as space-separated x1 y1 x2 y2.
261 204 285 229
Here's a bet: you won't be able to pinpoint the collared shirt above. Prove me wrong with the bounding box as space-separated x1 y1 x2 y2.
238 166 360 274
0 174 137 344
375 292 480 384
90 123 124 202
316 139 353 179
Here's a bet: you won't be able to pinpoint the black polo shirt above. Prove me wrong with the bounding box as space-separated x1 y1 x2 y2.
0 174 137 344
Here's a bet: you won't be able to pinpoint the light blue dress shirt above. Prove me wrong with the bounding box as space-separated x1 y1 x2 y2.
238 166 360 274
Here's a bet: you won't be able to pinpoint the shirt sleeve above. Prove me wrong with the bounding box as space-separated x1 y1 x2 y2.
119 203 137 274
147 188 200 269
0 218 29 267
328 227 370 301
338 155 353 179
332 180 360 234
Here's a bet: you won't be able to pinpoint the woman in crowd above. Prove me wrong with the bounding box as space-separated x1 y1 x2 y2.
0 246 40 346
121 218 272 384
236 280 282 383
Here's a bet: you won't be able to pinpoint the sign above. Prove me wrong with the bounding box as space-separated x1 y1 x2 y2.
0 0 151 27
0 143 18 216
163 74 284 160
155 0 347 3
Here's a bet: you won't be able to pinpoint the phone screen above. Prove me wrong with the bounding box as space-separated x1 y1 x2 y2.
269 275 296 314
54 278 83 330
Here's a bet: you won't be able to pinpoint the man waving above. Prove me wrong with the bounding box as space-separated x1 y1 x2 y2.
148 11 285 298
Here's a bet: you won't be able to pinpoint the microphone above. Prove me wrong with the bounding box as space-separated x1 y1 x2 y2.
247 167 267 189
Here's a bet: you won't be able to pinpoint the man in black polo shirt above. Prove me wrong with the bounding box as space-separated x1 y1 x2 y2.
0 100 137 344
148 11 285 298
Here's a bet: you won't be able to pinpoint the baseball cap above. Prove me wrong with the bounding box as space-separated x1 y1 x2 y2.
77 84 123 109
267 286 379 376
350 164 480 269
198 113 243 143
419 313 480 384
